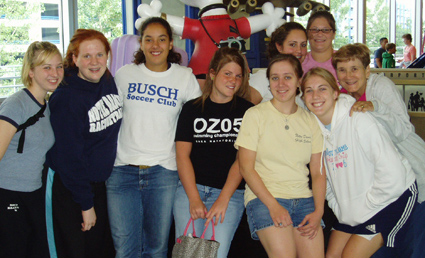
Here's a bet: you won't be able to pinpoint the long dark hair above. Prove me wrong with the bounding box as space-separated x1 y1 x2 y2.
267 22 307 59
133 17 181 65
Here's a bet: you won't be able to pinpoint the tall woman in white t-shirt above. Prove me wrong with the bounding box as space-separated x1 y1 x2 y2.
107 17 201 258
235 54 326 258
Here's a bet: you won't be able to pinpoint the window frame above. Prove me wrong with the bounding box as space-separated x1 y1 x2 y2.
1 0 424 102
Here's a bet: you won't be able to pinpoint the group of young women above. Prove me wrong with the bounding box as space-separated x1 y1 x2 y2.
0 16 200 258
243 11 424 258
1 9 424 258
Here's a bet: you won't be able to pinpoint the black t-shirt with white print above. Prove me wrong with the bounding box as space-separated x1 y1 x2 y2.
175 96 254 190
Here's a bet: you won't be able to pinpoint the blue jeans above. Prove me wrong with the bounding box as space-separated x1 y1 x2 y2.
246 197 324 240
106 165 179 258
173 182 245 258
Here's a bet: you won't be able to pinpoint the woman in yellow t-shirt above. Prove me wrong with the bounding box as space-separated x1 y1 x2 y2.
235 54 326 258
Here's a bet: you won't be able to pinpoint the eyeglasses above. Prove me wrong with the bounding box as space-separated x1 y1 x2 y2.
308 28 334 34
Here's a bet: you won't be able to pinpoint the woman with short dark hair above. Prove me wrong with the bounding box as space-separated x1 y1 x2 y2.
302 11 337 79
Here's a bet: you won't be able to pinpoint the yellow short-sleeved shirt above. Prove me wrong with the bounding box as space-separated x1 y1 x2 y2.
235 101 323 206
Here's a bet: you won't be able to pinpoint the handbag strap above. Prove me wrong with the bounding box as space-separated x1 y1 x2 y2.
200 218 216 241
183 218 197 238
182 218 216 240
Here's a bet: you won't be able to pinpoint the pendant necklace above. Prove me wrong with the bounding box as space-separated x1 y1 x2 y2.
284 116 290 130
283 105 298 130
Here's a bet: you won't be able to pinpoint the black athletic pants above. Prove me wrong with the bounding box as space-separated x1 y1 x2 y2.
0 187 50 258
52 173 115 258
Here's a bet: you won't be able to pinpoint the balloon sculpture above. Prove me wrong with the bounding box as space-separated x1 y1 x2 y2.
135 0 285 82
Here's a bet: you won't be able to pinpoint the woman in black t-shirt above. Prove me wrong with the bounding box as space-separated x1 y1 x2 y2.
173 47 253 258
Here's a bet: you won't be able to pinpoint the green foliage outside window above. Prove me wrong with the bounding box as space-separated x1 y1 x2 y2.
331 0 352 49
0 0 122 98
0 0 45 97
77 0 123 42
366 0 389 55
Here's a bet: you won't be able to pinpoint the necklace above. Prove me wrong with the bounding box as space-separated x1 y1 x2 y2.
284 116 290 130
270 100 295 130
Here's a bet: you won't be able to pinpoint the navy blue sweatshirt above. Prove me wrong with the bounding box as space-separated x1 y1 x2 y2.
47 68 122 210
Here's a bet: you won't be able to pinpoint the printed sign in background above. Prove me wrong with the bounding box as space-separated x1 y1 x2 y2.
396 85 425 112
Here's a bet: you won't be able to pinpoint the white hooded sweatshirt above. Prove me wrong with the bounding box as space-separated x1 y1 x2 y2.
367 73 425 202
318 94 416 226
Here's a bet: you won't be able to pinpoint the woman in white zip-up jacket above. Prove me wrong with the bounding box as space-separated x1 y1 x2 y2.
301 67 417 258
333 43 425 203
332 43 425 258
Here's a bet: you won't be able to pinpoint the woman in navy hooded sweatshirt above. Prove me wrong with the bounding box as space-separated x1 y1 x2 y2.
47 29 122 258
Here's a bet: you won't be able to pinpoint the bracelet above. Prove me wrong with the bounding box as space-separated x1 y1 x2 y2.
160 13 167 20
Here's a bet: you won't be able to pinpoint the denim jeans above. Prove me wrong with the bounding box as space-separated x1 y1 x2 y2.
246 197 324 240
106 165 178 258
173 182 245 258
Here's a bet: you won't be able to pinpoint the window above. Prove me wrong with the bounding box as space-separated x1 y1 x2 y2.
422 2 425 54
77 0 123 42
0 0 123 99
42 3 59 19
366 0 389 58
0 0 424 100
331 0 355 49
0 0 46 98
42 28 60 43
395 1 414 61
